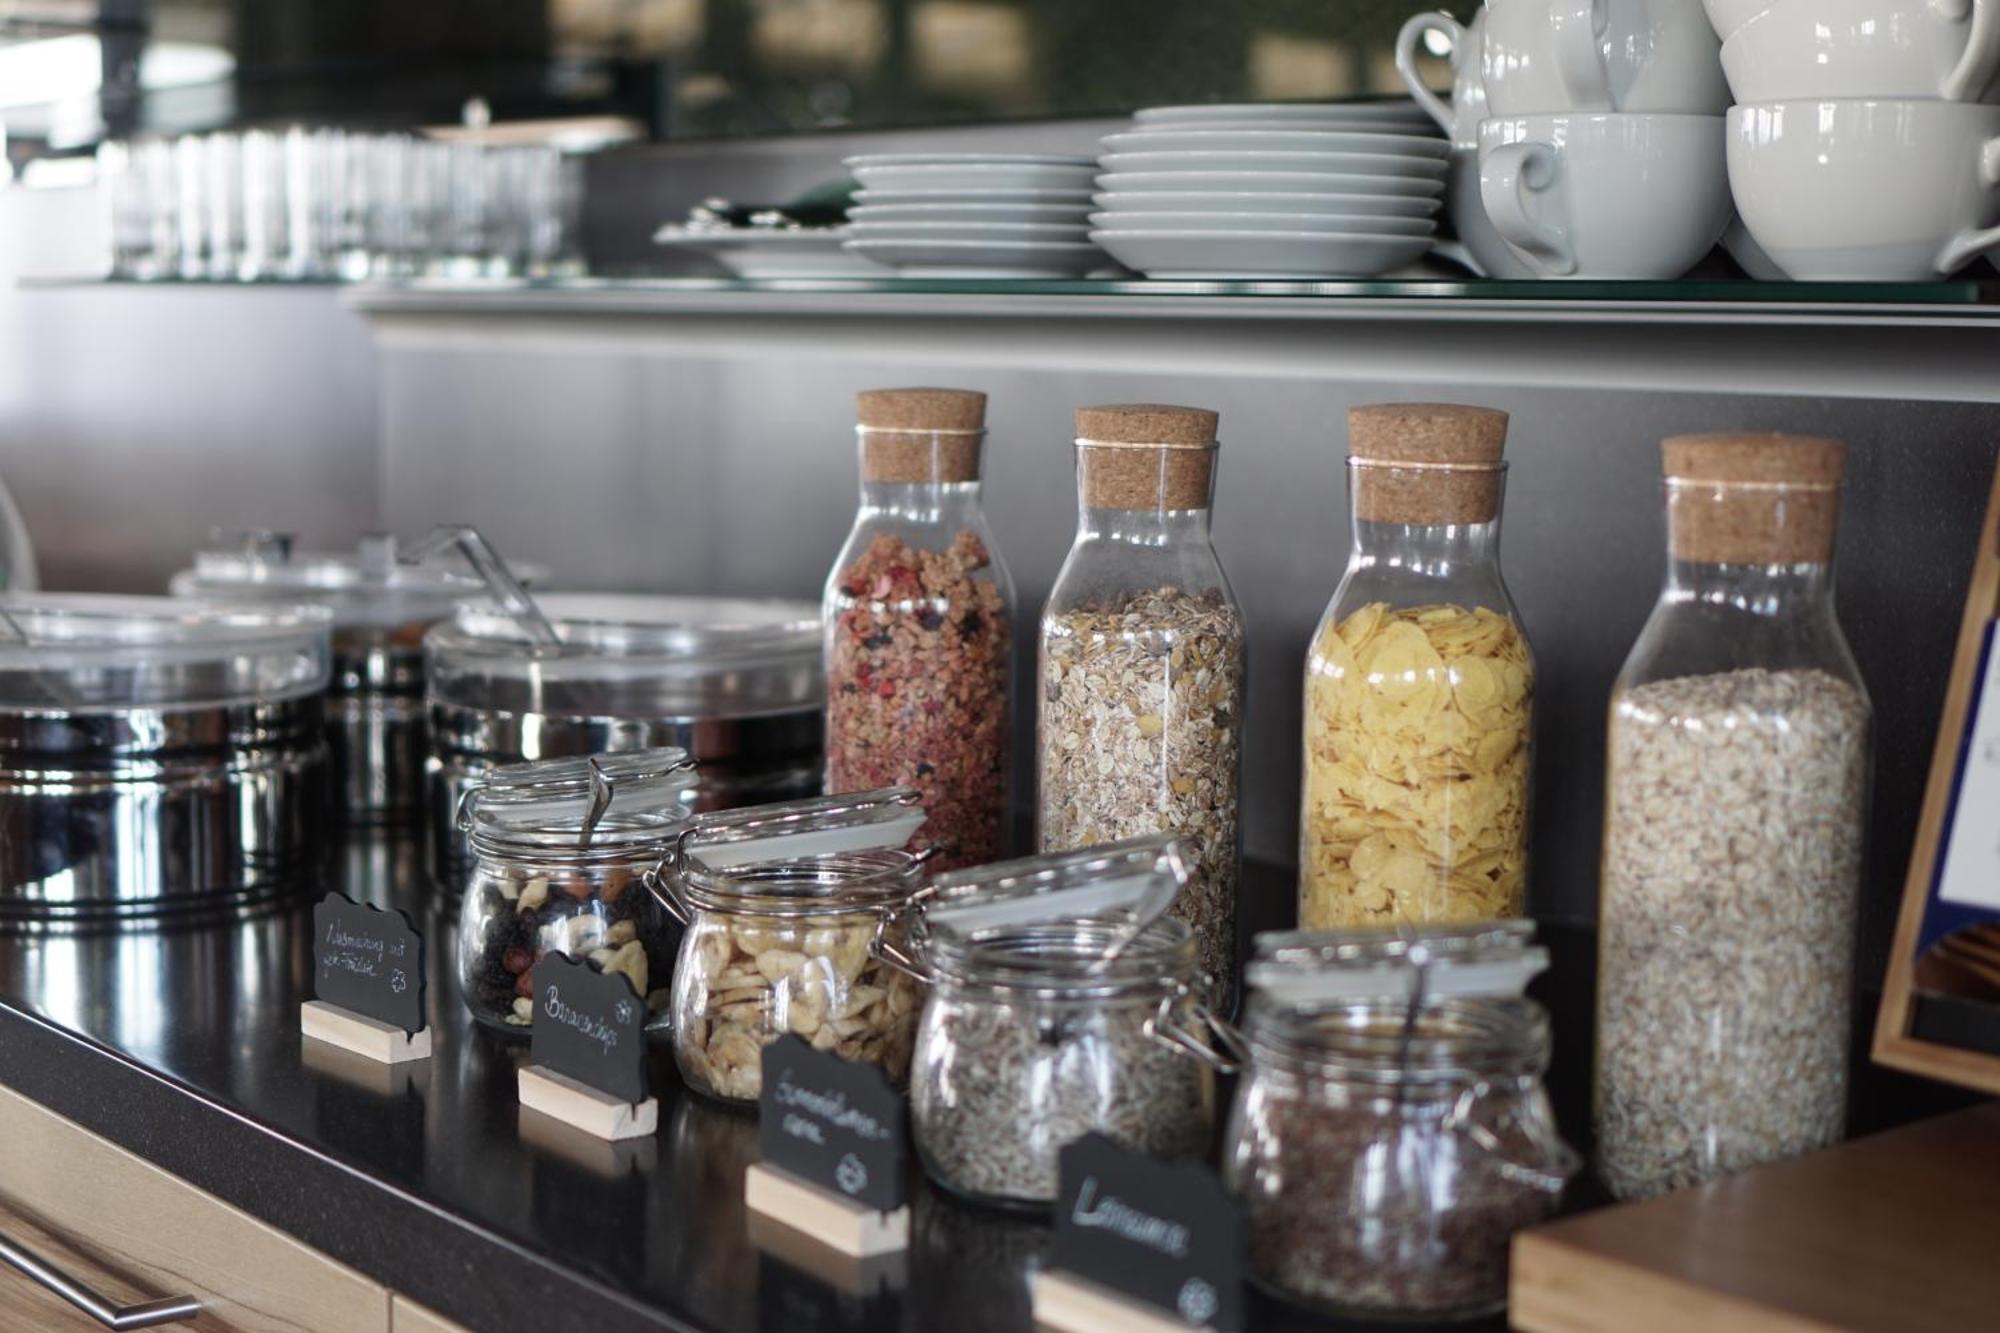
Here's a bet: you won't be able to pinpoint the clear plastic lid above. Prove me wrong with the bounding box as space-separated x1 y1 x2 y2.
0 593 333 713
426 593 822 719
461 746 698 858
169 532 545 632
1247 920 1546 1007
666 787 928 915
683 787 924 870
917 834 1188 940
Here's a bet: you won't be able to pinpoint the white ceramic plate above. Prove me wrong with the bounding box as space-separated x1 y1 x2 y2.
1102 130 1449 157
850 202 1094 224
849 220 1093 240
650 227 880 278
844 237 1104 277
1089 228 1433 278
853 163 1101 191
844 151 1097 169
1133 101 1427 125
1132 119 1441 137
1100 150 1447 178
1089 210 1435 236
1097 170 1447 198
1092 189 1440 217
852 187 1096 206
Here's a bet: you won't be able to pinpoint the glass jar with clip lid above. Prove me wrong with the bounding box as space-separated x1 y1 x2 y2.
884 833 1244 1209
1223 921 1576 1321
455 746 697 1035
647 787 931 1104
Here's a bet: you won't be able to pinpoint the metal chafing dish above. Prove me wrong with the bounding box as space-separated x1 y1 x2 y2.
0 593 333 925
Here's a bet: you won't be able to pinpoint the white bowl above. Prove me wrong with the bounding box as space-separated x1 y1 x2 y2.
1100 150 1448 178
850 202 1093 223
1093 189 1441 216
1089 227 1433 278
650 227 879 278
849 220 1093 240
1089 210 1435 236
852 163 1101 191
853 187 1095 206
844 151 1097 168
1134 102 1429 125
843 236 1104 277
1102 129 1449 157
1097 170 1447 197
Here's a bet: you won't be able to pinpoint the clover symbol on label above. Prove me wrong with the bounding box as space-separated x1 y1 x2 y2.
1176 1278 1218 1324
834 1152 868 1196
615 999 636 1025
389 970 407 994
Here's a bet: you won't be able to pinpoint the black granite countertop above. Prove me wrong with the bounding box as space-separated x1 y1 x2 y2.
0 836 1960 1333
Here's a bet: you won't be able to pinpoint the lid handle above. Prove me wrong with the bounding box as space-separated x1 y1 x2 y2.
400 526 561 653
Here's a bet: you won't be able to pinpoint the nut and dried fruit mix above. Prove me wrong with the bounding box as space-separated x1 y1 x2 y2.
671 914 922 1103
1300 602 1531 929
1595 666 1869 1199
826 530 1009 871
459 865 672 1032
1038 586 1245 1001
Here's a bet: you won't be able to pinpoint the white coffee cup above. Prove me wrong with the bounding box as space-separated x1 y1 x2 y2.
1483 0 1728 117
1397 9 1493 149
1445 147 1538 276
1727 98 2000 279
1478 113 1730 277
1721 0 2000 103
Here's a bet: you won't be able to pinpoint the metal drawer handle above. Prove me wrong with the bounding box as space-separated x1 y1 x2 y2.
0 1228 199 1329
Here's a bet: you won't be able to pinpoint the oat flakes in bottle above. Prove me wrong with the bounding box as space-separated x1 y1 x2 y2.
824 388 1014 873
1299 403 1533 930
1037 404 1246 1012
1594 433 1871 1200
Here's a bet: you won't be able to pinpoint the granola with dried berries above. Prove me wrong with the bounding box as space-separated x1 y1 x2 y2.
827 532 1009 872
1038 585 1244 1005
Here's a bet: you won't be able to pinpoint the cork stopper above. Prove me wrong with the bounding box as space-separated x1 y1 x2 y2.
1661 432 1847 564
856 387 987 484
1347 403 1508 525
1074 404 1220 510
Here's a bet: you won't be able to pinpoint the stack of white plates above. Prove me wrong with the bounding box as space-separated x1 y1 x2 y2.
1090 103 1449 279
843 153 1104 277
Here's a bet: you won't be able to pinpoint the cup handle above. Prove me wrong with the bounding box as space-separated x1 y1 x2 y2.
1395 12 1465 136
1935 136 2000 271
1549 0 1614 111
1480 140 1574 276
1941 0 2000 101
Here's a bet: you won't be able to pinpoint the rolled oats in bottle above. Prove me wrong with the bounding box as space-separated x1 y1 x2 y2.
1038 404 1246 1011
824 388 1013 873
1595 433 1871 1200
1299 403 1533 930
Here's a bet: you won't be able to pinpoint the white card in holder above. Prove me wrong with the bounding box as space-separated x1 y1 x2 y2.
1937 622 2000 911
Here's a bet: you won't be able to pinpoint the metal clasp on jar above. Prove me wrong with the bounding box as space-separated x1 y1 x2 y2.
1439 1076 1581 1195
1144 978 1249 1075
643 829 701 924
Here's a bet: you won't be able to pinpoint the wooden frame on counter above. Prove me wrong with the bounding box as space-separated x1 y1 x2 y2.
1874 457 2000 1094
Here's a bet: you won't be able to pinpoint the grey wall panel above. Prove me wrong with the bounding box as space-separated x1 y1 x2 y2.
371 312 2000 970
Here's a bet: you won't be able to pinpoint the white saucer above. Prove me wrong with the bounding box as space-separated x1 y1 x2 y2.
650 227 878 278
844 237 1104 277
1134 102 1428 125
852 187 1096 206
1088 210 1436 237
1102 130 1449 157
853 163 1102 192
1097 170 1446 197
1089 228 1434 278
844 151 1097 169
1100 150 1447 178
1093 189 1441 217
849 220 1093 240
850 202 1094 223
1132 119 1441 137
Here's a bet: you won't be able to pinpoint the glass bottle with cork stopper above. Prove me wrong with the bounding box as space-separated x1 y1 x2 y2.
1038 403 1246 1011
823 387 1014 873
1299 402 1533 931
1594 432 1871 1201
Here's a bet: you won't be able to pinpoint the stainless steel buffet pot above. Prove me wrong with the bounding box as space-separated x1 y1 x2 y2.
170 533 541 825
426 593 823 892
0 594 333 926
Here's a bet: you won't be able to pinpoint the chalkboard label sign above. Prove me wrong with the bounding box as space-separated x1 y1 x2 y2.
529 954 649 1106
1050 1134 1245 1332
758 1034 907 1214
312 893 426 1035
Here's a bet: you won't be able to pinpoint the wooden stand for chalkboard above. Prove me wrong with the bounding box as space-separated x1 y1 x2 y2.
299 1000 431 1065
746 1210 906 1295
1032 1270 1209 1333
517 1064 657 1141
1875 458 2000 1093
743 1162 908 1258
